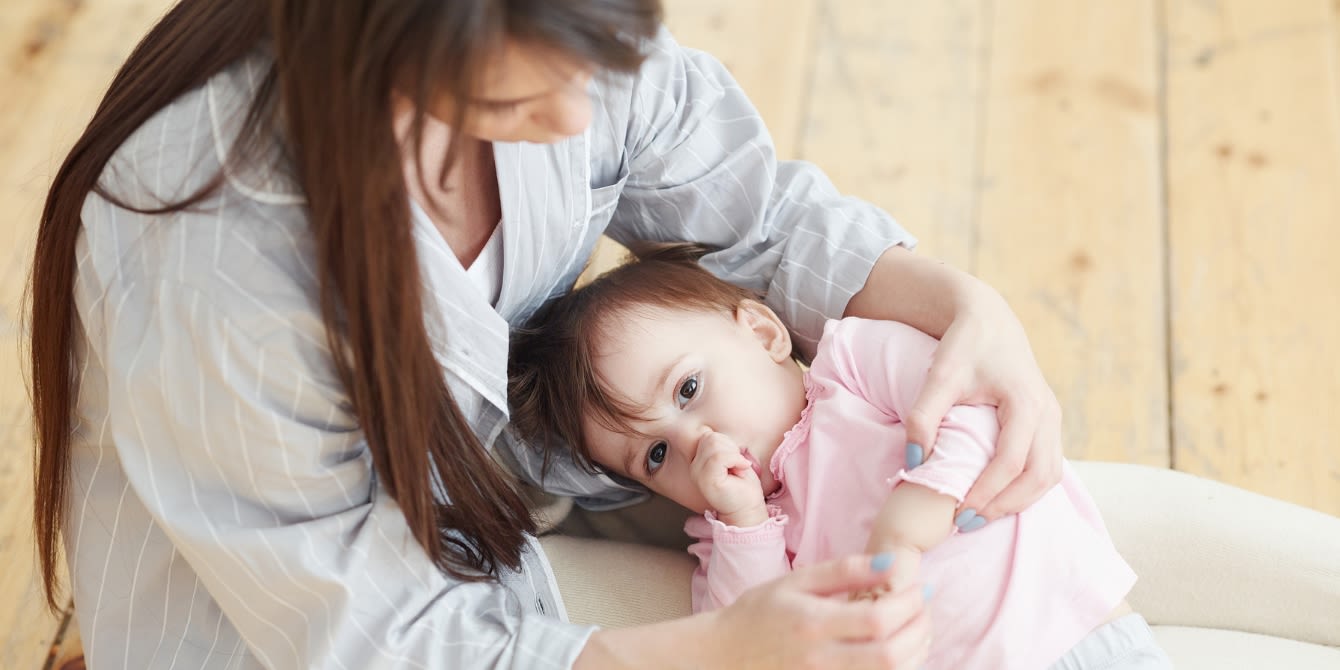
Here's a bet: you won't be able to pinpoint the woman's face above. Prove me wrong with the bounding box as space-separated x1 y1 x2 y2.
430 41 595 144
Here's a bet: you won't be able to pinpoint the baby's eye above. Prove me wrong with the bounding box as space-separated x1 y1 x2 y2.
646 441 668 474
676 375 699 408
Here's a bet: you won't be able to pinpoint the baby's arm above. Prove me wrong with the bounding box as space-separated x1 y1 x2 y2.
810 317 1000 594
867 399 999 591
862 484 955 592
686 508 793 612
686 432 791 612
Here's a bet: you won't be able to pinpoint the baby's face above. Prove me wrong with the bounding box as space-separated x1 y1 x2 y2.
580 302 808 513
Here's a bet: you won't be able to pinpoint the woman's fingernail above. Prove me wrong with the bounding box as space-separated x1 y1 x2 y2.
953 508 977 529
922 583 935 601
871 553 895 572
962 515 988 533
905 443 924 469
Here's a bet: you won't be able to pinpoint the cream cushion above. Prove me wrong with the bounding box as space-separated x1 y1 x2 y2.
540 461 1340 668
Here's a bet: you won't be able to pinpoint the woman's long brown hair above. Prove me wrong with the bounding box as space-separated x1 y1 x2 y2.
29 0 659 611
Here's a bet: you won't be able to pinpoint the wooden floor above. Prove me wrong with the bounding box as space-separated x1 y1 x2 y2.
4 0 1340 666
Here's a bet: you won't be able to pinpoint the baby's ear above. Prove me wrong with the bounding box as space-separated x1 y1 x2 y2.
735 300 793 363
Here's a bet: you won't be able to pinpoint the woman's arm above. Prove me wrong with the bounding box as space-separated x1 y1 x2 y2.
845 246 1064 522
605 28 1059 523
575 554 932 670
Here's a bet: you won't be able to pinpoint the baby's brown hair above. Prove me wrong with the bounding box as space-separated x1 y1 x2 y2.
508 243 758 476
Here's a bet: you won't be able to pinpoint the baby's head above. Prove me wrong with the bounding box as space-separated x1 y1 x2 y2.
509 243 808 513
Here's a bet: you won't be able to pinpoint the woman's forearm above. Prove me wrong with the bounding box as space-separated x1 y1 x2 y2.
844 246 999 337
574 613 718 670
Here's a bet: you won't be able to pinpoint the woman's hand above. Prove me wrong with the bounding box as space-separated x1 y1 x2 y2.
709 555 930 669
578 554 930 669
902 287 1063 523
844 247 1063 524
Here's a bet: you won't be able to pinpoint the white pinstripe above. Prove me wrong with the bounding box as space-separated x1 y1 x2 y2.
85 285 136 659
165 571 198 669
179 294 293 669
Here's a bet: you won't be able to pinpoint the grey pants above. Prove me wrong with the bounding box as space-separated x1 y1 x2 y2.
1048 614 1174 669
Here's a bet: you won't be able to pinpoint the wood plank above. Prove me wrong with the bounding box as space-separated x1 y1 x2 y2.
974 1 1169 464
0 1 175 667
1165 0 1340 515
582 0 819 282
799 0 987 271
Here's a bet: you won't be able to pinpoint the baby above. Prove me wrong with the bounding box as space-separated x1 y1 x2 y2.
509 243 1172 670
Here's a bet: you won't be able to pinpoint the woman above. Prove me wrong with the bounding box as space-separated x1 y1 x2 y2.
29 1 1063 667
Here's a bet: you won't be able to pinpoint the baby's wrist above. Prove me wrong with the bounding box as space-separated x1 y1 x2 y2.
715 504 769 528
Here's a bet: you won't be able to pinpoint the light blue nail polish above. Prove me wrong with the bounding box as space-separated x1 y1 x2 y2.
905 443 924 469
871 553 895 572
962 515 988 533
953 508 977 529
922 583 935 601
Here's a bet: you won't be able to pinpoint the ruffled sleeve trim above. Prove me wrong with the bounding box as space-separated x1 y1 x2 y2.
702 504 790 544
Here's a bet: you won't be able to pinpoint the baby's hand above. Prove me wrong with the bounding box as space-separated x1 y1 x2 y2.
691 431 768 527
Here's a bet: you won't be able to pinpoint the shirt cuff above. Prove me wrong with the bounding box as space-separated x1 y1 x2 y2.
703 505 789 545
888 469 969 505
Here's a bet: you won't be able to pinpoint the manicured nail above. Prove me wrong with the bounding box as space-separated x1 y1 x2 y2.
922 583 935 601
962 515 988 533
905 443 924 469
953 508 977 529
870 553 895 572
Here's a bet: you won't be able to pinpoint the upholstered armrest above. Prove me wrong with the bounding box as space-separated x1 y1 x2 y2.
1072 461 1340 647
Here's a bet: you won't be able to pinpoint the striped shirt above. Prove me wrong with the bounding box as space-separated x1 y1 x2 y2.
65 27 915 669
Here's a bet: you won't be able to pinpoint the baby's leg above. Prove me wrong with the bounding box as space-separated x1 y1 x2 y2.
1047 613 1172 670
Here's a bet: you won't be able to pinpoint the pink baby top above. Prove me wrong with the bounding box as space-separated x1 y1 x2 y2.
684 317 1136 670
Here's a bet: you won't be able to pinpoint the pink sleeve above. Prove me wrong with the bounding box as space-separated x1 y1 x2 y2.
684 506 792 613
809 317 1000 502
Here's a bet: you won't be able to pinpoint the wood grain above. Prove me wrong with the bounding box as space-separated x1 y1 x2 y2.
1164 0 1340 513
973 0 1169 465
0 1 174 668
799 0 987 271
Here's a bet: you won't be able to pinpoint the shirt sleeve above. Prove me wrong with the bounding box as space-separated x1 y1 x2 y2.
683 506 792 613
607 27 918 355
94 274 593 669
808 317 1000 503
